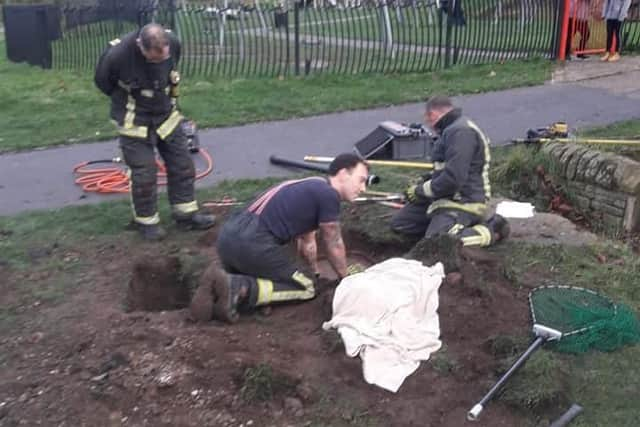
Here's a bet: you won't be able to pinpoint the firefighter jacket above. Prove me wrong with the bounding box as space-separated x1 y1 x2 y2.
94 30 183 140
420 108 491 217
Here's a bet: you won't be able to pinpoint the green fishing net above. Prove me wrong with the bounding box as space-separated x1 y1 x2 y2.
529 285 640 354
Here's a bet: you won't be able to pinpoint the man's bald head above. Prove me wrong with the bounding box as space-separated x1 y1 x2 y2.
137 24 170 63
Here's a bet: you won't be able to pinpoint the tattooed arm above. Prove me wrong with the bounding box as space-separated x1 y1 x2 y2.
297 231 319 276
318 221 348 279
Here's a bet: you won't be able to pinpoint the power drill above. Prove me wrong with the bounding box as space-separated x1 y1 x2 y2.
526 122 569 140
181 119 200 153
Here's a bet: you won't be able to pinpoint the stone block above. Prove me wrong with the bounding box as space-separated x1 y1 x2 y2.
583 154 606 183
593 187 626 205
624 196 640 232
558 144 584 178
594 161 616 189
544 142 569 161
601 212 623 233
613 157 640 194
591 199 625 217
574 150 601 181
565 147 591 181
573 194 592 211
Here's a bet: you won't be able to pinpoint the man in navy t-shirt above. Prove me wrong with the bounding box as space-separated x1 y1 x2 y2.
190 153 369 323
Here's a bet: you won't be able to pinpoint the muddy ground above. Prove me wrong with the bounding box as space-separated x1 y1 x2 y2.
0 205 589 427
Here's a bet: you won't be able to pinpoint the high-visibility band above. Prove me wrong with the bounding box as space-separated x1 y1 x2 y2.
421 180 434 198
269 271 315 303
256 278 274 306
427 199 488 217
134 212 160 225
172 201 198 214
460 234 486 247
467 119 492 200
118 95 148 139
124 95 136 127
434 161 445 170
127 167 159 224
447 223 465 236
118 125 148 138
255 272 315 305
157 110 183 140
462 224 492 247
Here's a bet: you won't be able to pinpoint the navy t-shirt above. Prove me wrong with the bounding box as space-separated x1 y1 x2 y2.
251 177 341 242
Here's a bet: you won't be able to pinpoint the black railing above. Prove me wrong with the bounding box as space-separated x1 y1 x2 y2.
48 0 640 77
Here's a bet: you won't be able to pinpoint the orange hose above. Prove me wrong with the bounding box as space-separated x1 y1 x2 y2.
73 148 214 194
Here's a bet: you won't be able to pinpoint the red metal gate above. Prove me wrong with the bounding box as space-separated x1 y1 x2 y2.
558 0 610 60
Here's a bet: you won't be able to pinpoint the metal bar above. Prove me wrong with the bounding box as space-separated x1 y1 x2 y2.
549 403 584 427
467 336 546 421
304 156 434 169
294 2 300 76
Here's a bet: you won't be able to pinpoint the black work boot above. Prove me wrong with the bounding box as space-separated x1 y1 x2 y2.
209 269 247 324
131 223 167 241
487 214 510 243
174 211 216 230
189 263 217 322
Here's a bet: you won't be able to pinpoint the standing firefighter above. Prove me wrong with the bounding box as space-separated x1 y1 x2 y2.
391 95 509 247
190 153 369 323
94 23 215 240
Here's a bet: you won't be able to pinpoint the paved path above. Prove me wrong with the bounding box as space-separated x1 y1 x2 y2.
1 56 639 216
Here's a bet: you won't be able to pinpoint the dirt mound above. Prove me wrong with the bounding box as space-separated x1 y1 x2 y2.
0 210 551 427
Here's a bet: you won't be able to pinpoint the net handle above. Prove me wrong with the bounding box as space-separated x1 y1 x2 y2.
467 336 546 421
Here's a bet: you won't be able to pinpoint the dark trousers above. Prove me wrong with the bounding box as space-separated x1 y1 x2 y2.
565 17 590 55
391 200 494 247
216 211 316 308
606 19 622 53
119 123 195 223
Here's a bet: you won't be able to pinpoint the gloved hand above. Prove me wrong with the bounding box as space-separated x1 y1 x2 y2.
405 182 428 203
346 263 366 276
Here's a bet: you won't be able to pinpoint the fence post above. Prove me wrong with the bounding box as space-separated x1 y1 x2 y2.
444 2 452 67
169 0 176 30
555 0 569 60
382 1 394 58
294 2 300 76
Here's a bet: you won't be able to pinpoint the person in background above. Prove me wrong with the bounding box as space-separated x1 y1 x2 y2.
601 0 632 61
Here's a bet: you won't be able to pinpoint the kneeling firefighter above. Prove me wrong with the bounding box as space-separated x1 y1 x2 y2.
190 153 370 323
391 95 509 246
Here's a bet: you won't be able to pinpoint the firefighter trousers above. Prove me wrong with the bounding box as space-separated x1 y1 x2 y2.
391 200 495 247
119 123 196 225
216 210 316 309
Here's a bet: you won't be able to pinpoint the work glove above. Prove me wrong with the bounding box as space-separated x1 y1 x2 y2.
346 263 366 276
405 182 428 203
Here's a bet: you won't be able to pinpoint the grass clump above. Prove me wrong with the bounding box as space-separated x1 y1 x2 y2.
429 345 460 375
239 363 295 403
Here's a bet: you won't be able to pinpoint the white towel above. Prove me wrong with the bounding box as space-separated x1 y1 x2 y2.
496 201 535 218
322 258 444 392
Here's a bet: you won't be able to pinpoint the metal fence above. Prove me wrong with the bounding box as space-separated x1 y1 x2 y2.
49 0 640 77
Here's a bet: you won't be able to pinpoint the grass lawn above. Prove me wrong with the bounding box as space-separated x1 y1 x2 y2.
0 38 551 153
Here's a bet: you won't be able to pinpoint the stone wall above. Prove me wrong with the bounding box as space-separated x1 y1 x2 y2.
541 142 640 233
